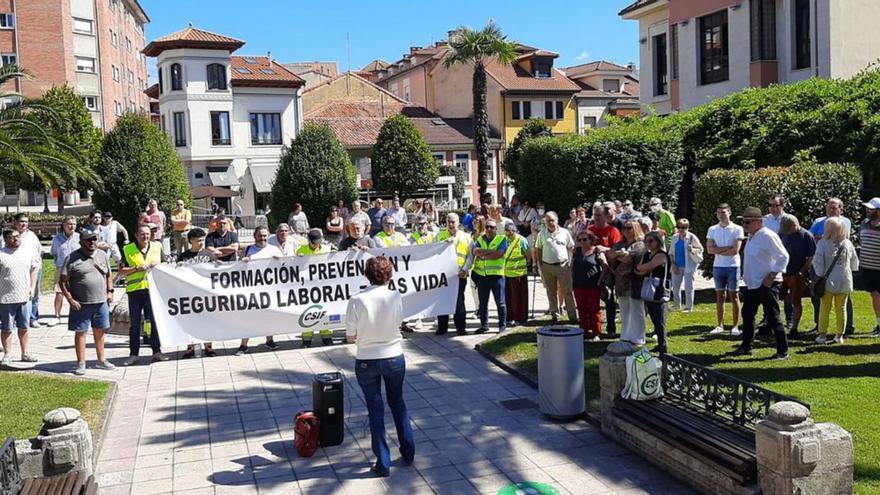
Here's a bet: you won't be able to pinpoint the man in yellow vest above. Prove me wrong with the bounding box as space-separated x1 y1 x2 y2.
503 222 530 326
119 225 166 365
297 229 333 347
435 213 471 335
408 215 435 245
373 216 409 248
463 218 508 334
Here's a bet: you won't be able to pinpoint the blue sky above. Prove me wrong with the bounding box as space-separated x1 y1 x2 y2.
143 0 639 78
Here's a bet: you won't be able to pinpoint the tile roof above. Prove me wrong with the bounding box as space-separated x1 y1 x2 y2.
619 0 664 17
143 25 245 57
302 71 407 104
485 59 580 93
144 83 159 99
230 56 304 88
410 118 500 145
517 49 559 60
361 59 390 72
283 62 339 78
308 118 385 148
565 60 632 77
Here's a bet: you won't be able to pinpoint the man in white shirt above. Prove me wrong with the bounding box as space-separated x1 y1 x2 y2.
535 211 576 323
0 228 40 365
348 200 371 236
706 204 744 336
728 207 790 360
384 197 409 234
13 214 43 328
268 223 302 256
763 195 786 234
236 226 284 356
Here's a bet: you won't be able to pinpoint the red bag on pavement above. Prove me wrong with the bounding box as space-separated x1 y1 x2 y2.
294 410 321 457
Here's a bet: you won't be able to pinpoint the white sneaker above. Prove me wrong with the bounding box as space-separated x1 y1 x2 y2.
709 326 725 335
832 336 845 344
96 360 116 371
1 354 10 367
730 327 741 337
814 335 827 344
73 362 86 375
45 317 60 327
29 321 42 328
683 308 692 313
122 355 140 366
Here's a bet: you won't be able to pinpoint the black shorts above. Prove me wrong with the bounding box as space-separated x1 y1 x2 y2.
862 268 880 293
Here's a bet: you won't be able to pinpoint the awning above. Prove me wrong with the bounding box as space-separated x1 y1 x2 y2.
191 186 240 199
208 169 240 187
248 166 277 194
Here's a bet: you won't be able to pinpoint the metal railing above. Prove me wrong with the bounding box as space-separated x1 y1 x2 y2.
660 355 809 429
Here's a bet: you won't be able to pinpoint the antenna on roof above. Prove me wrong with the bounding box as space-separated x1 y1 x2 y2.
188 22 193 27
267 51 272 66
346 32 351 95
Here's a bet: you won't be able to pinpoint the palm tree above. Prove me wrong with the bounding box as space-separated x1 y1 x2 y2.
0 64 98 197
444 21 517 201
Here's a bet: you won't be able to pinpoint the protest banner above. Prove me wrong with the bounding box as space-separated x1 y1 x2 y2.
147 243 458 346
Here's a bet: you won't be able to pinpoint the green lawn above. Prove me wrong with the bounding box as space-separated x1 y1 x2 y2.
41 259 56 294
480 290 880 494
0 373 112 440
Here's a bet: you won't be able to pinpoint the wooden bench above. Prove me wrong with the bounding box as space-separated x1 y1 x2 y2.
0 436 98 495
613 354 809 487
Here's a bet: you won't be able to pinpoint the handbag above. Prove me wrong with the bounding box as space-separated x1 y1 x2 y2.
621 348 664 401
810 246 844 298
640 254 670 302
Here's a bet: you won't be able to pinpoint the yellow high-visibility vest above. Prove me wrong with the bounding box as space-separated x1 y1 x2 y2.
123 241 162 293
436 229 470 268
504 235 529 277
473 235 505 276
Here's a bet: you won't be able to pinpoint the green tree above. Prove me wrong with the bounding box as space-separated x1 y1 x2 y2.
503 117 551 185
269 123 358 228
444 21 517 198
439 165 466 202
94 113 190 231
371 114 439 199
0 65 98 195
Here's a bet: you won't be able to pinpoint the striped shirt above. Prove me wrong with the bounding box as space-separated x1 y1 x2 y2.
858 220 880 270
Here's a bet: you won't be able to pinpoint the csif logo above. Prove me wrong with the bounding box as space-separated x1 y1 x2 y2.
298 304 327 328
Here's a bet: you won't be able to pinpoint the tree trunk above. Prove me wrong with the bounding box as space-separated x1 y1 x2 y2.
472 62 490 202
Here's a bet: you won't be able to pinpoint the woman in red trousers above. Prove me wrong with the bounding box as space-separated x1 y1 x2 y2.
571 231 607 341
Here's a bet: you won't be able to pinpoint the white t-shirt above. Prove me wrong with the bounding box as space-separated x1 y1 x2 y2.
0 246 40 304
269 235 300 256
535 227 574 264
345 285 403 360
707 223 745 267
245 244 283 259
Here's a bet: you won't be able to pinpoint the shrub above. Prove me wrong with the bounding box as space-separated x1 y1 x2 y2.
503 117 551 183
93 113 190 232
513 123 684 215
692 161 862 275
371 115 439 199
269 123 358 228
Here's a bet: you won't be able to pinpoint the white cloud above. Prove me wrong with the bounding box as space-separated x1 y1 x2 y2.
574 51 592 62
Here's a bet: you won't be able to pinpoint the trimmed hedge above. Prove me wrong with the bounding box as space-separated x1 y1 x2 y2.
511 124 684 215
692 162 862 276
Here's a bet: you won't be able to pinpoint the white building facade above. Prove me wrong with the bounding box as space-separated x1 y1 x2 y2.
620 0 880 114
144 26 304 215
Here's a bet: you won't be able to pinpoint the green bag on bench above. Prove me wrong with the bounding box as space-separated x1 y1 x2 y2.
621 348 664 401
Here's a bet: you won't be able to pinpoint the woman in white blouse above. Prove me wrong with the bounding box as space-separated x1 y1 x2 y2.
345 256 415 477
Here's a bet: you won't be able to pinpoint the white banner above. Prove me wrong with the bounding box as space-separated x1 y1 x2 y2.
147 244 458 346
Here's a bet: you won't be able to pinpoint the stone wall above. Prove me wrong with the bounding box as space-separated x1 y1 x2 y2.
15 407 94 480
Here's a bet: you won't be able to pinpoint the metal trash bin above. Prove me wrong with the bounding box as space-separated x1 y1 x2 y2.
537 326 585 419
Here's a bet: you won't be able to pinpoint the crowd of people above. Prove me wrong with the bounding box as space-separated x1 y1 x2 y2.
4 190 880 372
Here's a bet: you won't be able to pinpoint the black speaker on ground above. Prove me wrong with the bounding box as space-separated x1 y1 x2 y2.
312 371 344 446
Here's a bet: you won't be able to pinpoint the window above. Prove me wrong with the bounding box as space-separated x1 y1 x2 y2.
794 0 811 69
72 18 93 34
750 0 777 61
173 112 186 146
1 54 16 66
170 63 182 91
111 64 119 81
114 101 122 116
671 24 680 80
700 11 729 85
653 33 668 96
511 101 521 120
81 96 98 111
543 101 564 119
250 113 281 145
76 57 95 73
555 101 564 120
158 67 163 94
533 60 552 78
206 63 227 90
160 114 166 134
487 152 497 183
455 152 471 184
109 29 117 46
0 13 14 28
402 78 411 101
210 111 231 145
126 37 132 52
522 101 532 119
544 101 553 119
583 116 598 129
127 69 133 84
602 79 619 92
3 182 17 196
432 152 445 167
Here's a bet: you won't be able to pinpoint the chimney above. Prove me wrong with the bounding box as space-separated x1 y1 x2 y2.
626 61 636 72
410 46 422 55
447 29 457 39
267 51 273 66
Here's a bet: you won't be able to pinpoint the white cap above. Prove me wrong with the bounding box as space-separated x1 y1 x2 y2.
863 198 880 209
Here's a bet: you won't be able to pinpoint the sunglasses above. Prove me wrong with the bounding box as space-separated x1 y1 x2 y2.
676 225 687 229
84 238 97 243
486 226 497 229
769 203 781 207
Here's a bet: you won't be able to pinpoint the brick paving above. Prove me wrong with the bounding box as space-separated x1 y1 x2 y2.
14 276 694 494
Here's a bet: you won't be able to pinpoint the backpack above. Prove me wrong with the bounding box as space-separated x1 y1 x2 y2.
293 410 321 457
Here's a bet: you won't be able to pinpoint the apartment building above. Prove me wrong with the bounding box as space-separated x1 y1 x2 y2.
563 60 641 133
0 0 149 129
144 25 305 215
620 0 880 113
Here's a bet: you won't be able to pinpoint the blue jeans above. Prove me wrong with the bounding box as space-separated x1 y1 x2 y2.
30 269 41 324
472 273 507 331
355 355 415 472
128 289 160 356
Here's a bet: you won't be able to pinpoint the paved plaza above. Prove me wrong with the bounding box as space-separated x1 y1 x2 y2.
15 277 695 494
